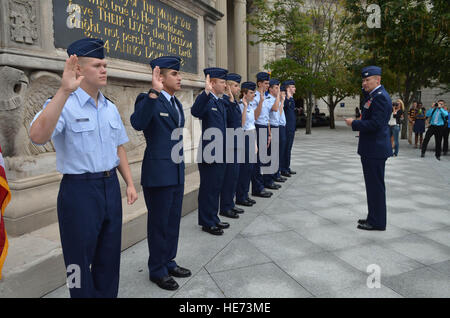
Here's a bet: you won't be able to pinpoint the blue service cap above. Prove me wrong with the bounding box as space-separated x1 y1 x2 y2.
256 72 270 81
204 67 228 79
280 85 287 92
241 81 256 91
361 66 382 78
269 79 280 86
282 80 295 86
226 73 241 83
150 56 181 71
67 38 105 59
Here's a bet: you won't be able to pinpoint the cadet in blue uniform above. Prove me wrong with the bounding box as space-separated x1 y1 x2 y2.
273 85 288 183
236 82 258 207
252 72 274 197
29 38 138 297
281 80 297 177
261 79 283 190
220 73 245 219
345 66 392 231
191 67 230 235
130 56 191 291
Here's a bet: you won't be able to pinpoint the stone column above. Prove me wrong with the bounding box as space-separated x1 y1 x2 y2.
234 0 247 81
215 0 228 69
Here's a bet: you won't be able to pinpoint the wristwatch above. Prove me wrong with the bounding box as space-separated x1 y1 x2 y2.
148 88 160 97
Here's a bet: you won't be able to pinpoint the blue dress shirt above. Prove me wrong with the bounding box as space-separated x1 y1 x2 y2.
31 87 129 174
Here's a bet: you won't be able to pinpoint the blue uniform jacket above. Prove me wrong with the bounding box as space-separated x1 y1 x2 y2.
352 85 393 159
191 91 227 161
223 94 243 150
284 97 297 132
130 93 185 187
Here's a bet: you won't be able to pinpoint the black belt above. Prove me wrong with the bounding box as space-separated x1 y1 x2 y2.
63 168 117 180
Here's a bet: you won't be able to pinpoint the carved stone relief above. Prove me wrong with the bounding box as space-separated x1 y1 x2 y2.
9 0 39 45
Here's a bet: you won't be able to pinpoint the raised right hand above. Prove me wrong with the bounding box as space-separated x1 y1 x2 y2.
151 66 164 92
61 55 84 93
205 74 213 94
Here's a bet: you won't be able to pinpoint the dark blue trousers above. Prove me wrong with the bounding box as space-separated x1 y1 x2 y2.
285 128 295 173
220 161 240 212
252 125 267 194
143 184 183 279
237 131 256 202
263 126 278 187
57 170 122 298
275 125 287 178
361 157 387 229
198 162 226 227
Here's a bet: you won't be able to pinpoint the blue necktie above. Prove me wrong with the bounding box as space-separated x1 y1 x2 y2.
171 97 181 127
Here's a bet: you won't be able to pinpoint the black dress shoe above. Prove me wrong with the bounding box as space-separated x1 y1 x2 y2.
236 200 253 207
273 177 285 183
436 156 441 161
169 266 192 278
281 172 291 177
357 222 385 231
357 219 367 225
280 177 288 181
232 207 244 214
219 210 239 219
150 276 179 291
265 183 280 190
252 191 271 198
202 226 224 235
216 222 230 229
289 170 297 174
421 153 425 157
247 198 256 204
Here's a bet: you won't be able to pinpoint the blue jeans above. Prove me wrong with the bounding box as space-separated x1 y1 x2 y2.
392 125 400 155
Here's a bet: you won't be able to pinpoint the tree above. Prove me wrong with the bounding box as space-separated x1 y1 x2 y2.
248 0 365 132
344 0 449 138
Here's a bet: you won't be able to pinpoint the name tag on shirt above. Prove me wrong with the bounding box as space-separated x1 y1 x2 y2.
212 108 218 111
364 100 372 109
160 112 169 117
76 118 90 122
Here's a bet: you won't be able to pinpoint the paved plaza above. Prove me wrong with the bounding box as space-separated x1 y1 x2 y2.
45 121 450 298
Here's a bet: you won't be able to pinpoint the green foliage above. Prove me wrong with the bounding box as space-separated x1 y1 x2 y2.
248 0 366 131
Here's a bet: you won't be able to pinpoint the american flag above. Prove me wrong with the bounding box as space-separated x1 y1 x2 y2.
0 145 11 280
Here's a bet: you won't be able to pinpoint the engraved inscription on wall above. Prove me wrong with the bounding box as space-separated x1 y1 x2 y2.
53 0 198 73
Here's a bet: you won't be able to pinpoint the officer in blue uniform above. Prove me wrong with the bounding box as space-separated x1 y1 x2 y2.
220 73 245 219
191 67 230 235
130 56 191 291
29 38 138 297
236 81 258 207
261 79 283 190
345 66 392 231
281 80 297 177
252 72 275 197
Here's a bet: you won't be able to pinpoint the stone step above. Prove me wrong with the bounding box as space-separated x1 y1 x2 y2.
0 171 199 298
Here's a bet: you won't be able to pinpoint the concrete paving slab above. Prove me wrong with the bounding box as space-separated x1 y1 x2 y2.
246 231 324 262
382 234 450 265
383 267 450 298
240 215 290 237
210 263 312 298
277 252 368 296
173 269 225 298
418 227 450 248
333 243 425 277
205 237 271 273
